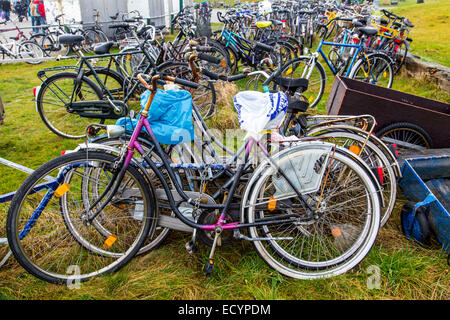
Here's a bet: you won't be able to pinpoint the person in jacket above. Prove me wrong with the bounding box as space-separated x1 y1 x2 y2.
29 0 45 33
0 1 11 22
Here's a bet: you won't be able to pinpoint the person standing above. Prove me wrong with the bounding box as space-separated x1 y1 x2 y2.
0 0 11 22
29 0 44 33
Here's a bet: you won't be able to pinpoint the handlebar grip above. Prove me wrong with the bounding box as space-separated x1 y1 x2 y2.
197 52 221 65
254 41 273 53
174 77 200 89
227 74 247 82
196 46 215 53
136 74 151 89
201 68 220 80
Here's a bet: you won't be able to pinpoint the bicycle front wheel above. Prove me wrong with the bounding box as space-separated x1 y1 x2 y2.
18 40 45 64
6 150 157 284
246 143 381 279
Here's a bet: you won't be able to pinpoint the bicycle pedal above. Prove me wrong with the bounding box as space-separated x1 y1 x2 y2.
204 259 214 276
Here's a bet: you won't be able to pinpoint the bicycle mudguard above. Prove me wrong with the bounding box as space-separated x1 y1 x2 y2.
307 124 402 178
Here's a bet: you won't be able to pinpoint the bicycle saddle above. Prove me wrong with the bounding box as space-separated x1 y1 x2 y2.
272 76 309 93
403 18 414 28
255 21 272 28
357 27 378 36
58 34 85 45
352 19 363 28
379 18 389 25
109 23 130 29
287 97 309 113
93 42 114 54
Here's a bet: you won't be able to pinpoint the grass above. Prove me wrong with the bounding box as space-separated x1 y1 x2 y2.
0 2 449 300
381 0 450 66
0 60 449 300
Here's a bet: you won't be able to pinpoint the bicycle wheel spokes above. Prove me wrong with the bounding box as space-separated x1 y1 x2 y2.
7 151 154 284
38 74 104 139
248 147 380 279
280 57 325 108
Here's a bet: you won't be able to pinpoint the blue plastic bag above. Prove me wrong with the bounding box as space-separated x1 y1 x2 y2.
116 89 195 145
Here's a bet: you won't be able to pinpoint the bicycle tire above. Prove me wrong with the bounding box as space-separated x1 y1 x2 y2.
277 56 326 108
376 122 433 150
6 150 157 284
308 129 397 227
246 142 381 279
18 40 45 64
85 67 125 100
157 61 217 120
36 72 105 139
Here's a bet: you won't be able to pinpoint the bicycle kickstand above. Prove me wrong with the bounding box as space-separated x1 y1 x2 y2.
204 226 222 276
185 229 198 255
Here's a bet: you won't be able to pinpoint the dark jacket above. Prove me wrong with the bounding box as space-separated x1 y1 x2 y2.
0 1 11 12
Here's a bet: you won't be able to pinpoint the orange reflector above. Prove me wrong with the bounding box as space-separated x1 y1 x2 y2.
222 60 226 68
104 234 117 247
268 196 277 211
126 55 131 60
54 183 70 197
331 228 342 238
308 96 314 103
349 145 361 155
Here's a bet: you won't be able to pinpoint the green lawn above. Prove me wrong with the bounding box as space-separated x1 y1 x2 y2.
381 0 450 66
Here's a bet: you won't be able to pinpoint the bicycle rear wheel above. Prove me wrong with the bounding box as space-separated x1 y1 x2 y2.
349 53 394 88
277 57 326 108
36 72 105 139
6 150 157 284
246 143 381 279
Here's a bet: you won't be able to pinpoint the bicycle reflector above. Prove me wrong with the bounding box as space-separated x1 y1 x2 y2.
349 145 361 155
54 183 70 197
268 196 277 211
32 86 40 97
104 234 117 248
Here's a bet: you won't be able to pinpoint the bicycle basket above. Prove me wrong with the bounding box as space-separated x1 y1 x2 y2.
233 91 288 138
116 89 195 144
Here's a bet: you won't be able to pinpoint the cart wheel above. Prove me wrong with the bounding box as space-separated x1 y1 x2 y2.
376 122 433 151
400 202 431 247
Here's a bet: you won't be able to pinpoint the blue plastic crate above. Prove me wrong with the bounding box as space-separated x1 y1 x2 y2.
399 156 450 253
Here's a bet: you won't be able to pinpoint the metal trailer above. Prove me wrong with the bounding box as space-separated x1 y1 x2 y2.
326 76 450 150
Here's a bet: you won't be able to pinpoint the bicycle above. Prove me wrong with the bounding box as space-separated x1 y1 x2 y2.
0 26 45 64
7 72 382 284
275 17 394 108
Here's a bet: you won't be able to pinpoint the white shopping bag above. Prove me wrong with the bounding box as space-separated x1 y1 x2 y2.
233 91 288 139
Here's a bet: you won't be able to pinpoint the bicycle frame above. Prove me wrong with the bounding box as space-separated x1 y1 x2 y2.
316 38 362 76
84 75 315 235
